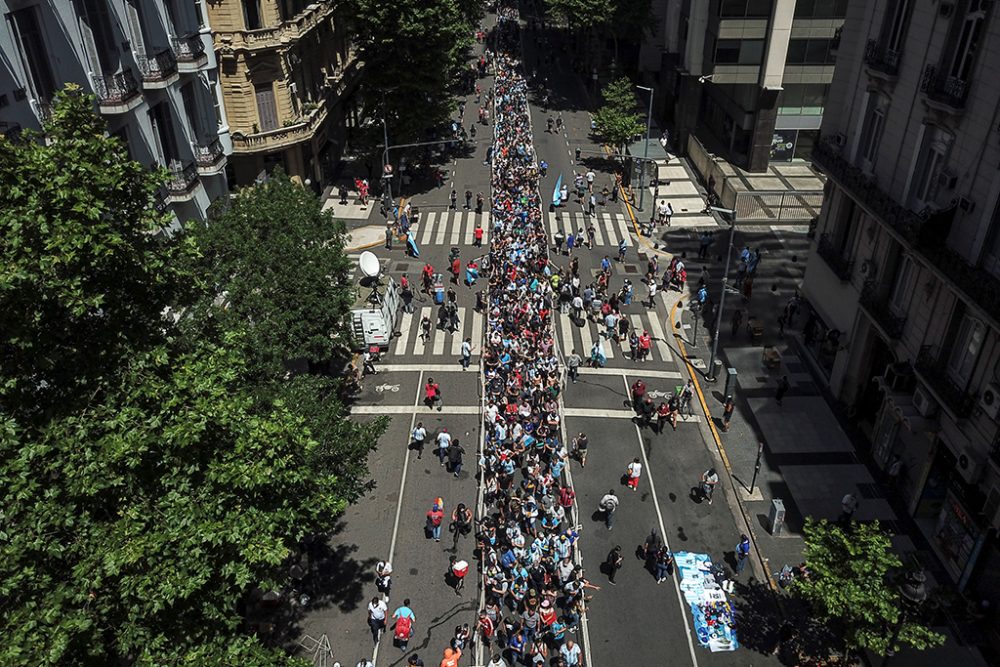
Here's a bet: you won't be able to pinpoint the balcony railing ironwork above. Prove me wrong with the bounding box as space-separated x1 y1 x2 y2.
859 280 906 339
136 48 178 83
816 232 854 281
864 39 901 76
171 34 206 63
914 345 976 418
92 70 140 106
220 3 334 52
920 64 969 110
165 160 199 195
193 137 225 167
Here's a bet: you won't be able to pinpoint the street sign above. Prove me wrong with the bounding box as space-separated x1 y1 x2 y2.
382 164 394 179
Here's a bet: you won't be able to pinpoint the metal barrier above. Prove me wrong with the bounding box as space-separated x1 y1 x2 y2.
733 189 824 223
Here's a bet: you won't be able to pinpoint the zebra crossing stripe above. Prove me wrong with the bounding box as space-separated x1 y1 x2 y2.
579 316 594 358
482 212 490 246
646 311 672 362
559 313 574 359
472 307 483 355
613 213 631 244
420 212 436 246
432 321 447 355
413 307 430 355
591 214 606 246
435 213 449 245
396 311 413 356
451 307 467 356
628 314 644 356
450 212 463 246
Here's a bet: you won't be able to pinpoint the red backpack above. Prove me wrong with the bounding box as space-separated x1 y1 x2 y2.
395 615 412 639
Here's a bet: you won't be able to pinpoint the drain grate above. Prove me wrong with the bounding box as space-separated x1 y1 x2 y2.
623 263 640 275
395 263 411 273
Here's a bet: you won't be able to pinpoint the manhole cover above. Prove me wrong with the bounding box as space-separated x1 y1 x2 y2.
623 264 639 274
396 263 411 272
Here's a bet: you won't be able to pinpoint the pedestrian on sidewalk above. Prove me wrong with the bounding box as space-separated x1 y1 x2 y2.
448 556 469 594
646 278 657 307
450 189 457 210
734 534 751 575
604 545 623 585
618 238 627 262
665 201 673 226
625 457 642 491
426 500 445 542
435 428 451 465
698 231 714 259
392 599 416 651
599 489 619 529
447 438 466 477
461 337 473 369
721 395 735 432
775 375 790 406
368 596 388 644
408 655 426 667
566 348 581 383
385 224 394 250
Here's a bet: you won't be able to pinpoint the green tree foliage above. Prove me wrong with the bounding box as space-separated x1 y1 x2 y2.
545 0 613 29
0 86 198 422
592 76 646 154
347 0 474 143
794 519 945 656
185 171 354 378
0 341 344 665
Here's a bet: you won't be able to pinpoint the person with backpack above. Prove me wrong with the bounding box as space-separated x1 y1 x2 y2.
735 534 751 576
392 599 416 650
426 499 445 542
599 489 619 529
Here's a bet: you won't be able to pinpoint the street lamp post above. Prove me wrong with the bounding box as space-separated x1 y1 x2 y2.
880 570 928 666
706 206 736 381
636 85 653 212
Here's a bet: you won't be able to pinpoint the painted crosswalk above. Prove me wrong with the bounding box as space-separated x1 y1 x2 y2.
414 211 490 248
554 308 674 363
543 211 633 247
391 305 485 358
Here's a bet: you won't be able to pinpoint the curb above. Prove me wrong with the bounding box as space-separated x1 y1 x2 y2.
668 296 782 595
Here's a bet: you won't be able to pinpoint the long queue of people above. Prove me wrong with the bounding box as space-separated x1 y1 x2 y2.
468 8 592 667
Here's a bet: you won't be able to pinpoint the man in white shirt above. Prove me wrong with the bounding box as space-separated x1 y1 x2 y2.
485 400 499 424
657 200 669 224
436 429 452 466
585 170 595 192
461 337 473 370
560 639 582 666
367 596 387 644
411 422 427 459
626 457 642 491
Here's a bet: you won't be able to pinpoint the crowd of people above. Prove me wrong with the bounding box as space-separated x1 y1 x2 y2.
469 7 595 667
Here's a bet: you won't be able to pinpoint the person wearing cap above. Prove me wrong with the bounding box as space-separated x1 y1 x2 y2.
426 501 444 542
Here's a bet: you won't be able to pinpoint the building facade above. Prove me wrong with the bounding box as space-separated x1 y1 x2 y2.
205 0 361 188
805 0 1000 600
0 0 230 223
638 0 846 171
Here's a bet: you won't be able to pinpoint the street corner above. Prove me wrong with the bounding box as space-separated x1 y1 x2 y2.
562 372 630 410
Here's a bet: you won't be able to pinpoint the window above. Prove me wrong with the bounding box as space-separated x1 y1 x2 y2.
889 256 914 313
948 314 984 385
254 83 278 132
149 103 178 165
914 143 946 204
777 83 828 115
884 0 911 53
786 38 836 65
858 95 886 169
79 0 119 74
180 82 201 138
794 0 849 18
714 39 765 65
7 7 56 101
949 1 986 82
242 0 262 30
719 0 773 17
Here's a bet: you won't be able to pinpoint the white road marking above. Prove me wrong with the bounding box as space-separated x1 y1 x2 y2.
395 311 413 356
413 307 430 355
451 307 467 356
350 404 480 415
420 211 436 246
432 323 447 355
591 213 606 247
577 367 683 379
614 213 632 243
435 212 449 245
450 211 463 246
472 308 484 354
646 310 673 362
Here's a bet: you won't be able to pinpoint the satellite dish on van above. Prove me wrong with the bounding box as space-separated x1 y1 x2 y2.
359 251 381 278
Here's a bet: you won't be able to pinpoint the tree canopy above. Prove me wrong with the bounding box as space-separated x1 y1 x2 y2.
592 76 646 154
793 519 945 657
0 85 198 424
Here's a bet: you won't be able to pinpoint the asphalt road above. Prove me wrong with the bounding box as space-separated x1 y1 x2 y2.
295 7 788 667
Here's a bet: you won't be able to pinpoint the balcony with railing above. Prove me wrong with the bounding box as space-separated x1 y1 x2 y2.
816 232 854 281
193 137 226 174
165 160 200 202
91 70 142 113
914 345 976 419
231 99 329 154
859 279 906 339
920 64 968 112
136 48 178 88
864 39 901 78
216 3 335 53
172 33 208 72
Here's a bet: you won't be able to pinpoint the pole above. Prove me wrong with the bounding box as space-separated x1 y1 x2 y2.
749 442 764 494
706 218 736 381
637 86 653 211
691 303 699 348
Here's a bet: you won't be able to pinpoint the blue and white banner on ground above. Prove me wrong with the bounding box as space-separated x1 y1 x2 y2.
674 551 739 652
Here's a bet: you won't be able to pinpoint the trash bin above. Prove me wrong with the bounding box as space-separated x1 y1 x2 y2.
433 274 444 304
768 499 786 535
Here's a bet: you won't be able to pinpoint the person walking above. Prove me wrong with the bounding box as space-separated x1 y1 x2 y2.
385 224 394 251
625 457 642 491
411 422 427 459
426 500 445 542
392 599 416 651
476 192 484 214
362 348 378 376
435 428 451 465
775 375 790 406
559 639 582 666
566 348 581 384
572 432 589 467
450 189 458 210
604 545 623 585
461 337 473 369
376 560 393 597
447 438 466 478
425 377 443 410
451 502 472 547
449 556 469 594
701 467 719 504
464 189 473 210
588 192 596 216
654 546 674 584
734 534 751 576
368 596 388 644
473 224 484 247
593 487 618 529
721 396 735 432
